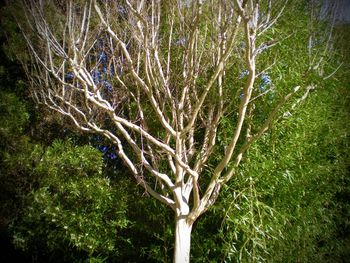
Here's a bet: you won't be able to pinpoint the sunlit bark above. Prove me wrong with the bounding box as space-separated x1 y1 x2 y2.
10 0 333 261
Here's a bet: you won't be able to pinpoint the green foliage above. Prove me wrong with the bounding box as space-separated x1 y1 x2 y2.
0 91 29 135
116 178 174 262
0 90 40 227
192 68 349 262
0 1 30 63
11 140 130 260
191 4 350 261
1 1 349 262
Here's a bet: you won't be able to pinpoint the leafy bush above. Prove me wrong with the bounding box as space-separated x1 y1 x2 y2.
11 140 130 261
191 77 349 263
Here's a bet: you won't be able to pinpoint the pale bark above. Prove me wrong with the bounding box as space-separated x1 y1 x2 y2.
9 0 332 262
174 217 192 263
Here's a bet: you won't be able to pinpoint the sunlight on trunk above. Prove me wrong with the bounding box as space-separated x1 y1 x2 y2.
174 217 192 263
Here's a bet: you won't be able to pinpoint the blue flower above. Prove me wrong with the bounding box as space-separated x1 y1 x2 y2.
109 153 117 160
98 52 107 64
239 69 249 79
239 92 244 99
91 70 102 84
259 84 266 92
259 73 272 93
103 80 112 92
65 72 74 81
109 64 115 75
117 6 127 16
174 37 187 46
100 146 108 153
260 73 272 85
183 0 191 8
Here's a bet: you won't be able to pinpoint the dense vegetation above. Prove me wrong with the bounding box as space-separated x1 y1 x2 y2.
1 1 349 262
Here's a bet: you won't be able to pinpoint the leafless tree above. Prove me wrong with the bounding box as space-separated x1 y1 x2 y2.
10 0 333 262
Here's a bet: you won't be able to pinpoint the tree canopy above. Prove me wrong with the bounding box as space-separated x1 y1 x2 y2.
1 0 349 262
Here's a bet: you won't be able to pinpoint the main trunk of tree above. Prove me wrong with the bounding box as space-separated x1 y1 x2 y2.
174 217 192 263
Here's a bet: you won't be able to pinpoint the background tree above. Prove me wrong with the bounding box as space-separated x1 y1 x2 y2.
4 0 340 262
189 2 350 262
12 140 130 262
190 78 349 262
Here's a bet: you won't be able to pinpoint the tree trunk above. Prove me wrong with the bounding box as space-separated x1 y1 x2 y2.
174 216 192 263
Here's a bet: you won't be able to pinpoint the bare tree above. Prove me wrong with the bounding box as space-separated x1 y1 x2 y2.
10 0 333 262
